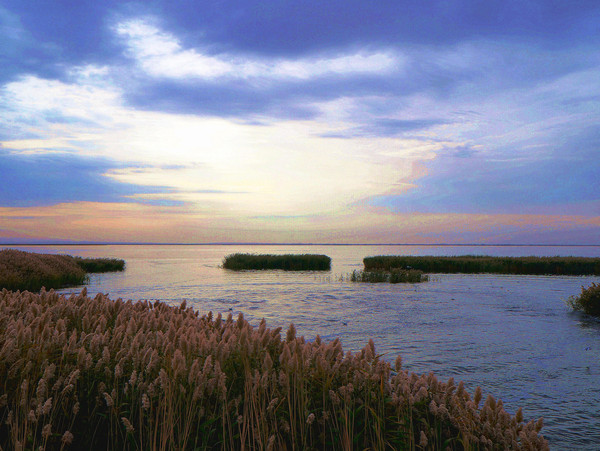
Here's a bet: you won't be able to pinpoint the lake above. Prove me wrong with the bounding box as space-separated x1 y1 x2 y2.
10 244 600 449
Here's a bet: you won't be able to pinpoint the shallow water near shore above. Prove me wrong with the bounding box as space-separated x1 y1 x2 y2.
8 244 600 449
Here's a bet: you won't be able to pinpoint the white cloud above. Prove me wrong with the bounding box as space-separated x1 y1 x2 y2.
114 18 400 81
0 71 430 216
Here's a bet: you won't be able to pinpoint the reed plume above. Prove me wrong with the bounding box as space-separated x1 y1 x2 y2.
0 288 548 450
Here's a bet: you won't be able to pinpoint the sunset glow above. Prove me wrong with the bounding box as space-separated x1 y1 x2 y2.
0 1 598 244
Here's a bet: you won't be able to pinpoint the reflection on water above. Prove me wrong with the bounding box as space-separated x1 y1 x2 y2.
9 244 600 449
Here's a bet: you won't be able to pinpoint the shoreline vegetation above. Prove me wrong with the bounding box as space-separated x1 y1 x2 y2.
349 269 429 284
0 249 125 292
364 255 600 276
566 283 600 317
223 253 331 271
0 289 548 450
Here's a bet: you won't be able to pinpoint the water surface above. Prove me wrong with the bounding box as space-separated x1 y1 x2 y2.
9 244 600 449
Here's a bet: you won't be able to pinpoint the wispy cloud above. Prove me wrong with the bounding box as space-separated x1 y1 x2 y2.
115 19 400 82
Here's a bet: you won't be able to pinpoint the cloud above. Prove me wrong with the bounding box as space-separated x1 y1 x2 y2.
139 1 600 54
114 18 399 82
1 200 598 244
1 71 434 217
113 19 600 125
0 150 170 207
321 118 449 138
368 124 600 216
1 2 598 243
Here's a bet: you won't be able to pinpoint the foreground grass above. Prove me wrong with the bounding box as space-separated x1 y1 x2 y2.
364 255 600 276
223 253 331 271
0 249 125 292
566 283 600 317
349 269 429 284
0 289 548 450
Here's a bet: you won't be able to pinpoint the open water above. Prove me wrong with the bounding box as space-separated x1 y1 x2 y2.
10 244 600 449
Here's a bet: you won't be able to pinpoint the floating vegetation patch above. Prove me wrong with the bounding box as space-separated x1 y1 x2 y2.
0 249 125 291
364 255 600 275
349 268 428 283
223 253 331 271
0 289 548 450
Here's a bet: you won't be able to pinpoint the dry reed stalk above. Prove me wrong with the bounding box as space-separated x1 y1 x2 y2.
0 288 548 450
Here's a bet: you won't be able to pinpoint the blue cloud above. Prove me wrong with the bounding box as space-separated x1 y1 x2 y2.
145 0 600 53
111 24 598 129
369 127 600 216
0 151 170 207
321 118 448 138
2 0 597 133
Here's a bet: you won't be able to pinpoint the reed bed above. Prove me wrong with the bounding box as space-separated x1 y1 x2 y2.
0 289 548 450
0 249 125 292
364 255 600 276
566 283 600 317
0 250 87 292
223 253 331 271
349 269 428 284
73 257 125 273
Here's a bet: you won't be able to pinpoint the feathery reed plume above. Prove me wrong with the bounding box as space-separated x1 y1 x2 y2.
0 289 548 450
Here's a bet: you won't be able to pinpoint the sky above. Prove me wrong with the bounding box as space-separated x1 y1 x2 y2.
0 0 599 244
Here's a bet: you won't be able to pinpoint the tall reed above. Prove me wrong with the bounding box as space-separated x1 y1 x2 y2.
223 254 331 271
566 282 600 316
73 257 125 273
364 255 600 275
0 249 87 292
0 289 548 450
349 269 428 283
0 249 125 292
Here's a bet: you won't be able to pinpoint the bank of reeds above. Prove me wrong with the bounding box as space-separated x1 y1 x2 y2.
223 253 331 271
364 255 600 276
73 256 125 273
0 249 125 292
349 269 428 284
566 283 600 317
0 289 548 450
0 250 87 292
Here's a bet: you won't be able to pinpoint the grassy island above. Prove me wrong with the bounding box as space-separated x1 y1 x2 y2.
364 255 600 276
223 253 331 271
0 249 125 291
0 289 548 450
73 256 125 273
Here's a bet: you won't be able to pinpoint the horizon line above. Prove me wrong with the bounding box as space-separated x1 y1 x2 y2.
1 242 599 247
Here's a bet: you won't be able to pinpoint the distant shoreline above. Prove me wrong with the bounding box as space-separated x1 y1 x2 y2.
2 242 599 247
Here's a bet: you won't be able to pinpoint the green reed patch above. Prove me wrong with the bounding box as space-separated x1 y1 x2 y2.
73 256 125 273
0 249 125 292
0 289 548 450
223 253 331 271
349 268 428 283
364 255 600 275
566 283 600 317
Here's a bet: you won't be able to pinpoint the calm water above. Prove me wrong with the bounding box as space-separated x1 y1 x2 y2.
10 244 600 449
